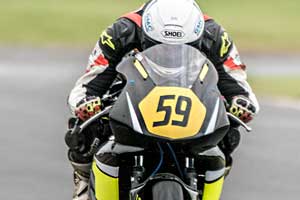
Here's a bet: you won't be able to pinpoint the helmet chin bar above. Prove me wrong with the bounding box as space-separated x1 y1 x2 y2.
141 31 162 50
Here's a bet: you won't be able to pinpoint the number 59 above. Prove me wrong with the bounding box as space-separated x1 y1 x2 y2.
153 95 192 127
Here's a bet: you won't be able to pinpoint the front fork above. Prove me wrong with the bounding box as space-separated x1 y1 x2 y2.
130 155 224 200
185 157 225 200
131 155 145 188
130 156 199 189
90 141 223 200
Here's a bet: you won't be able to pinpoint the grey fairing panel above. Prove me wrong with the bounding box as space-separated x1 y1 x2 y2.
191 59 230 136
109 48 229 142
109 57 155 134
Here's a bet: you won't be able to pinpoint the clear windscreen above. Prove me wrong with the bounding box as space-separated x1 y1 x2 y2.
141 44 207 87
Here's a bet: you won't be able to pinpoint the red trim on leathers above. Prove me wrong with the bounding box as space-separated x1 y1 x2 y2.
93 54 109 66
204 14 212 21
224 57 246 70
122 13 142 27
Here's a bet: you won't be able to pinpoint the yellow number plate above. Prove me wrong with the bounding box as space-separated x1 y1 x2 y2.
139 87 206 139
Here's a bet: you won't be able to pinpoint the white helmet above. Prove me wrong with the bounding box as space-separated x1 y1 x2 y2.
142 0 205 48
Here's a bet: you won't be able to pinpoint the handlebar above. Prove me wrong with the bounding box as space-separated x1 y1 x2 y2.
226 112 252 132
70 89 252 136
69 106 113 136
79 105 113 131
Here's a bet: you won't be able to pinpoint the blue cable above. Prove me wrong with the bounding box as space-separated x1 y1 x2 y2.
167 143 184 178
150 143 164 177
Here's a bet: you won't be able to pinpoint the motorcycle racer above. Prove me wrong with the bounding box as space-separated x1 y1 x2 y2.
65 0 259 199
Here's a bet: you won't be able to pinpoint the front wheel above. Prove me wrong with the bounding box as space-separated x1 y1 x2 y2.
151 181 184 200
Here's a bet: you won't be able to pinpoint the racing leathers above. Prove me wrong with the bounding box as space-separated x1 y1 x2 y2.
67 6 259 200
68 13 259 117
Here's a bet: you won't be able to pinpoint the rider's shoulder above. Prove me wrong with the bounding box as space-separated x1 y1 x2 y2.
107 14 141 39
203 14 223 38
204 14 213 22
118 4 146 28
203 14 220 27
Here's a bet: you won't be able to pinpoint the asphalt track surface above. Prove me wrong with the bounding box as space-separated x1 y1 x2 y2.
0 47 299 199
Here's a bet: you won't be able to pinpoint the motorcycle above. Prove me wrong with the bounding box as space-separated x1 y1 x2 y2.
70 44 251 200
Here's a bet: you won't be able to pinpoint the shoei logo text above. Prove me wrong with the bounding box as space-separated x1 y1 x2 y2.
145 14 153 32
162 30 185 39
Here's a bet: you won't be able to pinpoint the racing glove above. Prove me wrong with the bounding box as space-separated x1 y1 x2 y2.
228 95 256 123
75 96 102 121
65 118 104 160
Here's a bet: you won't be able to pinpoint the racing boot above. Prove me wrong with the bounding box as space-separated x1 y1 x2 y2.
224 155 233 177
71 161 91 200
218 127 240 177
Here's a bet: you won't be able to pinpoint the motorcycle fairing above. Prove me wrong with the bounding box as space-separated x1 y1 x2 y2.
90 161 119 200
138 86 207 139
202 176 224 200
109 44 229 145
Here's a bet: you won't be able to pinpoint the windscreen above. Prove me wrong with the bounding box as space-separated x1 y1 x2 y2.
141 44 207 87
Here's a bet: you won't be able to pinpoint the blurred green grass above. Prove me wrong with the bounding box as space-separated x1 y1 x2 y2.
249 76 300 99
2 0 298 98
199 0 300 52
1 0 299 51
0 0 141 47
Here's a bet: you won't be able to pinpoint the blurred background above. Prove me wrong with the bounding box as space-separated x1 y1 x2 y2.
0 0 299 199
